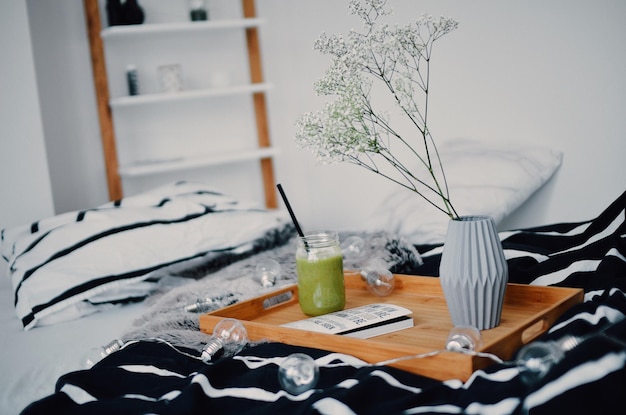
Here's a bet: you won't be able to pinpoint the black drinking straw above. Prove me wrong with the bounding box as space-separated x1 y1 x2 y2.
276 183 305 238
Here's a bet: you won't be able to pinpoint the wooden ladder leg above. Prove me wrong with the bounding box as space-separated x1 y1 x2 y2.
83 0 123 201
242 0 277 209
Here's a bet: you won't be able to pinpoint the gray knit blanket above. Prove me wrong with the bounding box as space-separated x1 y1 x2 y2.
122 232 423 352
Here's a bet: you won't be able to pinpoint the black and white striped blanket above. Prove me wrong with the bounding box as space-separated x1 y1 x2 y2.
20 191 626 415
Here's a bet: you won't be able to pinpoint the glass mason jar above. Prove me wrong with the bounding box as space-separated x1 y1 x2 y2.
295 231 345 316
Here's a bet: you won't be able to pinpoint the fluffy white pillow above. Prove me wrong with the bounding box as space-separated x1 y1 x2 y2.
367 138 563 244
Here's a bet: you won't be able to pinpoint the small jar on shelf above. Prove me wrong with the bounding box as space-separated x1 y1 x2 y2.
189 0 208 21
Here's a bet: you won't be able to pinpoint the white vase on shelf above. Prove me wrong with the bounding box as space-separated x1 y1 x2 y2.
439 215 508 330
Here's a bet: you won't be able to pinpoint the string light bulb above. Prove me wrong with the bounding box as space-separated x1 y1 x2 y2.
445 325 483 352
278 353 319 395
83 339 125 369
184 297 215 313
201 318 248 362
361 268 395 296
515 335 581 386
254 258 281 288
341 235 366 260
340 235 396 296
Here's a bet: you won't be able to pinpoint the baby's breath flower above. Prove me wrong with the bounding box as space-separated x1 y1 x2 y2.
295 0 459 219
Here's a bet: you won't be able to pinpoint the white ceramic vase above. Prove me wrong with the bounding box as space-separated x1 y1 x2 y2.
439 216 508 330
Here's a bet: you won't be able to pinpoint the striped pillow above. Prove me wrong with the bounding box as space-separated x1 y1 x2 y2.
1 182 290 330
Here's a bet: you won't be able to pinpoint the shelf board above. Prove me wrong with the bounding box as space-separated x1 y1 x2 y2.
110 83 272 107
119 147 279 177
101 18 264 38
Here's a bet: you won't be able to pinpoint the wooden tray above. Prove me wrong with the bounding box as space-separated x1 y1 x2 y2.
199 273 583 381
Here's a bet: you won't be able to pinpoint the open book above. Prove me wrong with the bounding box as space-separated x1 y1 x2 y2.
281 303 414 339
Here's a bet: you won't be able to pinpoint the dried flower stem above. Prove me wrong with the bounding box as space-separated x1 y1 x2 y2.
295 0 459 219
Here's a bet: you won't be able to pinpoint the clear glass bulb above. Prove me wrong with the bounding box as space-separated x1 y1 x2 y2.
446 326 483 352
515 335 582 386
184 297 215 313
254 258 281 288
361 269 395 296
201 318 248 362
341 235 366 260
83 339 125 369
278 353 319 395
516 341 564 386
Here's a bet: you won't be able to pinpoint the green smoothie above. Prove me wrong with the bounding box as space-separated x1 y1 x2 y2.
296 254 345 316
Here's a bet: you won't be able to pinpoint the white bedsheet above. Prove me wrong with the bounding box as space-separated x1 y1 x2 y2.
0 273 147 414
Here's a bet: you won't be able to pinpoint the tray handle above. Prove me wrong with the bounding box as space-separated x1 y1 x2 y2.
207 284 299 321
520 317 550 345
483 315 551 361
261 287 298 311
494 305 570 359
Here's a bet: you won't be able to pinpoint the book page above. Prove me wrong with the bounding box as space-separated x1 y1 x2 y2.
281 303 412 335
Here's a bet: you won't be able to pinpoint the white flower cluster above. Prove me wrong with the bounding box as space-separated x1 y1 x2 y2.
295 0 459 218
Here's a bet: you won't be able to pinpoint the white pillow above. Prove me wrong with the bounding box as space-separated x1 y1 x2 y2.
367 138 563 244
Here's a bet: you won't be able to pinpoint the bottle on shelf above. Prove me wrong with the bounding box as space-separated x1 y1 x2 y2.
126 64 139 96
119 0 145 25
189 0 209 21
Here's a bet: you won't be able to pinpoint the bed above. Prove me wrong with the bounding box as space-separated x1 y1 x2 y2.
2 151 625 414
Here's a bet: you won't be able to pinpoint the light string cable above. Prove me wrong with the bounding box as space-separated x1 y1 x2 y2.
375 348 504 367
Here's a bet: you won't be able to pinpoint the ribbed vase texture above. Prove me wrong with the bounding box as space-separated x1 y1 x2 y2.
439 216 508 330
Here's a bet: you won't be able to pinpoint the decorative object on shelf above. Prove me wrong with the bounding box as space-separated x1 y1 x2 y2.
439 216 508 330
189 0 209 21
209 71 231 88
106 0 145 26
157 64 183 93
125 64 139 95
119 0 145 25
105 0 123 26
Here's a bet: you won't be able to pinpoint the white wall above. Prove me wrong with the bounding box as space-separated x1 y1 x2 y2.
0 1 54 231
26 0 109 214
19 0 626 234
